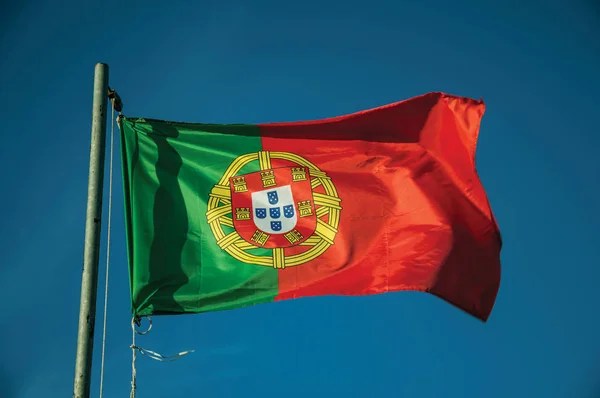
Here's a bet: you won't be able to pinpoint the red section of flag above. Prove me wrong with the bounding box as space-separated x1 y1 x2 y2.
259 92 501 321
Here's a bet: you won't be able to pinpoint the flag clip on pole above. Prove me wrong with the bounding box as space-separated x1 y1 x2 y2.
108 86 123 113
73 62 109 398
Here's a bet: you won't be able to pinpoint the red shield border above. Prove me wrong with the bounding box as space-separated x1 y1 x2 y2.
230 166 317 249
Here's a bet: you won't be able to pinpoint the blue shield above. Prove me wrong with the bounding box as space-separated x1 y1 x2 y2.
270 221 282 231
283 204 295 219
255 208 267 219
270 207 281 219
267 191 279 205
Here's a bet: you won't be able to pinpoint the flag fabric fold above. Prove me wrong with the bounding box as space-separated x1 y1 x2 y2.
119 92 501 321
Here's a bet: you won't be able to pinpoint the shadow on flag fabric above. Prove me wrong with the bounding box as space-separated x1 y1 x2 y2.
119 92 502 322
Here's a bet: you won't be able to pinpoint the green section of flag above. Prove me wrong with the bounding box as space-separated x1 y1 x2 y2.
120 118 278 316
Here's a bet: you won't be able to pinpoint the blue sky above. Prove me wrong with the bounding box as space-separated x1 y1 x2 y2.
1 0 599 397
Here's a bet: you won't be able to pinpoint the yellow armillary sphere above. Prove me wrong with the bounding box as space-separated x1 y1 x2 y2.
205 151 342 269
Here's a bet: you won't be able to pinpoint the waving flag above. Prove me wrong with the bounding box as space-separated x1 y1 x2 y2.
119 92 501 321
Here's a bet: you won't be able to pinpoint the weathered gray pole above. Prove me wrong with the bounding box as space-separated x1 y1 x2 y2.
73 62 109 398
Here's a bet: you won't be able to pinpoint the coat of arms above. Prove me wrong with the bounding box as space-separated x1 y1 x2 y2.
206 151 342 268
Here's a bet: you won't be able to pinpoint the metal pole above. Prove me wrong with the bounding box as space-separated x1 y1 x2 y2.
73 63 109 398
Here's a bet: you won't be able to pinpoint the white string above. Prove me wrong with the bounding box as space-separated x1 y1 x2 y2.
99 103 115 398
130 323 137 398
128 315 194 396
133 346 195 362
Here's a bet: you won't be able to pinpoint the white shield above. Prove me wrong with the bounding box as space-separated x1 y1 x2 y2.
251 185 297 234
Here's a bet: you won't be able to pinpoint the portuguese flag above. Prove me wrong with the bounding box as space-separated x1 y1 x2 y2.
119 92 501 322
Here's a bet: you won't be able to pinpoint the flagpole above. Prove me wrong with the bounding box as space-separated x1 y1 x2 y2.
73 62 109 398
